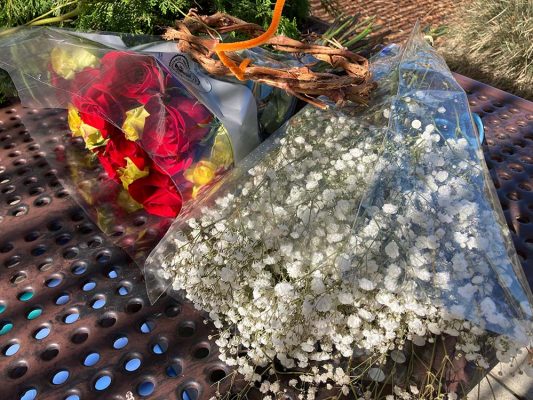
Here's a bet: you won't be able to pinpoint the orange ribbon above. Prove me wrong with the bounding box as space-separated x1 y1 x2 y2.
214 0 286 80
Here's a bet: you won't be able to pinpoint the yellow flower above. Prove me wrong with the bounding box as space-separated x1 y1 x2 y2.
210 126 234 169
184 160 218 198
51 46 99 80
117 157 149 190
122 105 150 141
67 104 108 150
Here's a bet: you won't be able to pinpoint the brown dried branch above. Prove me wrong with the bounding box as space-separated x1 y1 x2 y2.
163 11 376 108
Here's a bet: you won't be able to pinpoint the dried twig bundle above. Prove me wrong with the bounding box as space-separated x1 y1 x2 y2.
163 11 376 108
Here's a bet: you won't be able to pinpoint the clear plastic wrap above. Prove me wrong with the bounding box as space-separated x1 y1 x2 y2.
0 27 296 262
144 27 533 395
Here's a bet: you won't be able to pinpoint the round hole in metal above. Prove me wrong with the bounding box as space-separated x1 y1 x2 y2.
133 217 146 226
517 215 530 224
47 220 63 231
28 186 44 196
34 195 51 207
192 344 210 359
34 326 51 340
181 387 199 400
0 303 5 314
27 307 43 320
11 271 27 284
55 293 70 305
84 352 100 367
52 369 70 385
117 282 131 296
0 242 14 253
151 338 168 355
9 362 28 379
70 211 85 222
126 299 143 314
65 395 80 400
6 195 21 206
209 368 227 383
46 275 63 288
0 320 14 335
87 236 103 249
63 247 79 260
506 192 521 201
71 329 89 344
24 231 40 242
96 250 111 264
99 313 117 328
56 234 72 245
140 320 155 334
3 342 20 356
178 322 195 337
124 356 142 372
41 346 59 361
77 223 93 234
94 374 112 391
137 381 155 397
31 245 47 257
11 205 29 216
5 255 22 268
106 267 119 279
1 185 15 194
20 388 37 400
113 335 128 349
165 301 182 317
90 295 106 310
82 280 96 291
55 190 69 198
71 262 87 275
18 289 34 301
63 310 80 324
23 177 37 186
166 361 182 377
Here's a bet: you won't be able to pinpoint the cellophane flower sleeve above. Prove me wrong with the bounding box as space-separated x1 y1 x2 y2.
145 26 533 397
0 27 296 263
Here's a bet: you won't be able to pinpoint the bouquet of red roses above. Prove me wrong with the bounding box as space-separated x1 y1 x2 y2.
52 46 233 218
0 27 295 261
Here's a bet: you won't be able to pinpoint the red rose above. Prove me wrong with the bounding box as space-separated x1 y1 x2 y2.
99 51 165 105
128 168 182 218
140 97 193 176
96 132 150 181
71 67 130 131
171 95 213 142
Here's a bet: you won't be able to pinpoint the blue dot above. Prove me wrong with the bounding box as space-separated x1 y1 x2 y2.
113 336 128 349
34 327 50 340
82 281 96 291
55 293 70 305
71 264 87 275
83 352 100 367
182 388 198 400
124 357 141 372
64 395 80 400
107 269 118 279
91 299 106 309
4 342 20 356
64 313 79 324
137 381 155 397
94 375 112 391
140 321 154 333
20 388 37 400
118 286 129 296
166 363 182 378
46 277 62 288
152 342 167 354
52 370 69 385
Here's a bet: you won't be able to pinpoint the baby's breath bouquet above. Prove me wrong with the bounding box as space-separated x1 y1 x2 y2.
145 27 533 399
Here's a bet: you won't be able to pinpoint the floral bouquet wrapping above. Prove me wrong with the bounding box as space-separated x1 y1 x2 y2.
0 27 295 261
145 27 533 398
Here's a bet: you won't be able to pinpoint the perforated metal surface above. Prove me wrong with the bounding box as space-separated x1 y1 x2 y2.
1 74 533 400
0 106 229 400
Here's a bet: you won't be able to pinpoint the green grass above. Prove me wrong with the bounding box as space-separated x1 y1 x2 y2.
439 0 533 100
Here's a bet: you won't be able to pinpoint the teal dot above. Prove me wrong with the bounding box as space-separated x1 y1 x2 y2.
27 308 42 320
0 304 6 314
0 321 14 335
18 291 34 302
